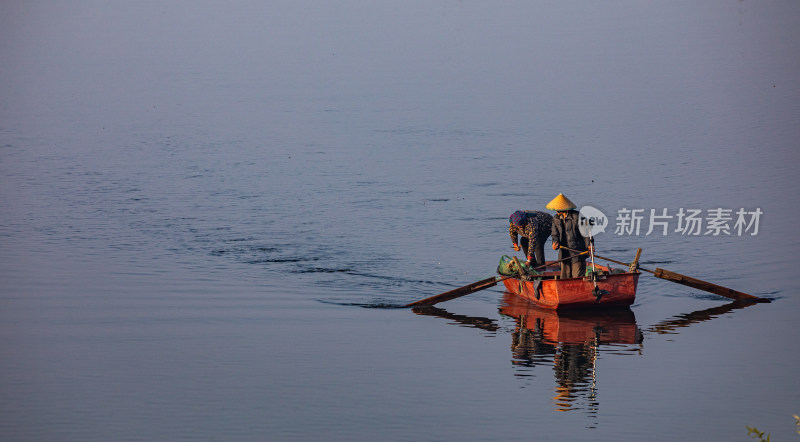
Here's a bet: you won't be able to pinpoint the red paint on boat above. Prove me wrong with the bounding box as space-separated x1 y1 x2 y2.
501 262 639 309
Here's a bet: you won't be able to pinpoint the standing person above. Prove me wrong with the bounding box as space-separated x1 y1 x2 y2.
547 194 592 279
509 210 553 268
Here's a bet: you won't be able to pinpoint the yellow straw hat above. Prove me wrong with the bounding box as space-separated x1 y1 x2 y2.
545 193 577 211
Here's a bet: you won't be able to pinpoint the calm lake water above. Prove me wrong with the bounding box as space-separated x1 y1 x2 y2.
2 1 799 440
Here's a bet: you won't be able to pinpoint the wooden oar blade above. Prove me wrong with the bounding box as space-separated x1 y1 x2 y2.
405 276 500 307
653 268 770 303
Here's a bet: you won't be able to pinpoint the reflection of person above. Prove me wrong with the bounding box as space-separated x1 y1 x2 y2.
547 194 592 279
552 343 596 412
509 210 553 267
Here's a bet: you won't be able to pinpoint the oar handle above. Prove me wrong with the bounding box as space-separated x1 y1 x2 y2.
527 250 588 271
511 256 528 279
559 246 652 273
631 248 643 271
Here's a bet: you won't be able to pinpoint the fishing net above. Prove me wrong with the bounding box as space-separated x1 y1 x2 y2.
497 255 541 277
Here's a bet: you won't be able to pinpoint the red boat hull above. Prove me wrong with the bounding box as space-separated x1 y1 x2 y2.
501 265 639 310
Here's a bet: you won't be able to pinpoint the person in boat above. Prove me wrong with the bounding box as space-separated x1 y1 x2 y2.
508 210 553 268
547 193 592 279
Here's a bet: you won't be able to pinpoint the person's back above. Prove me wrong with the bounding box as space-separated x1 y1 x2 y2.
509 210 552 267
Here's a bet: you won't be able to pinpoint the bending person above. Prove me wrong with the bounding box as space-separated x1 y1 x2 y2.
508 210 553 268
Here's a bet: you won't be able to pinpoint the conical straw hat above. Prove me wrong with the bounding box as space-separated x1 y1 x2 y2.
545 193 577 211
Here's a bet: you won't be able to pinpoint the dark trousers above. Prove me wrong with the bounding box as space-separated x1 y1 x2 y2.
559 250 586 279
521 235 547 268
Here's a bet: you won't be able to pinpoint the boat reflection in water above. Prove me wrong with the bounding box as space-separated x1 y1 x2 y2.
411 294 643 416
411 292 759 418
500 293 642 414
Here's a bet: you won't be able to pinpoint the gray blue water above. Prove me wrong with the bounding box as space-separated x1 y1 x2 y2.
2 1 799 440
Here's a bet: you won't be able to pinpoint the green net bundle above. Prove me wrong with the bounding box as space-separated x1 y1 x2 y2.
497 255 541 276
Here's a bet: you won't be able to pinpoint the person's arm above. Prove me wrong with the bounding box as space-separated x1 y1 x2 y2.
551 216 560 250
509 224 519 250
524 222 537 263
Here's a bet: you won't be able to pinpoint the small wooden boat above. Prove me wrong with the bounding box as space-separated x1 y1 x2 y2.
499 258 639 310
406 247 768 308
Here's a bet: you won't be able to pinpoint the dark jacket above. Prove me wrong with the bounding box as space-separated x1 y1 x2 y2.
551 211 590 262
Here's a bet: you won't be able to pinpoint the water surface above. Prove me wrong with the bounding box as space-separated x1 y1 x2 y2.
1 1 799 440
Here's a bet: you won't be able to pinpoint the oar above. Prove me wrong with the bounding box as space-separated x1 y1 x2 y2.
559 246 770 303
405 252 586 307
405 275 513 307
